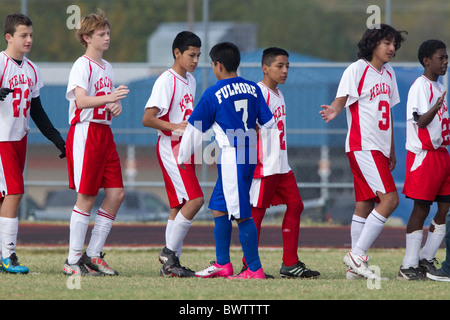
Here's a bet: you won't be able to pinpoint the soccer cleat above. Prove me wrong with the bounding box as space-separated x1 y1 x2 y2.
195 261 233 278
419 258 439 275
343 251 381 280
239 262 274 279
158 246 170 264
426 267 450 282
83 252 119 276
397 266 427 281
62 259 101 276
345 268 365 280
280 261 320 279
160 247 195 277
228 267 266 279
1 253 29 274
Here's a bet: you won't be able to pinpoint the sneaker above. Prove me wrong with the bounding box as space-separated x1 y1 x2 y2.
280 261 320 279
195 261 233 278
345 268 364 280
160 247 195 277
419 258 439 274
228 267 265 279
1 253 29 274
83 252 119 276
426 267 450 282
343 251 381 280
397 266 427 281
62 259 101 276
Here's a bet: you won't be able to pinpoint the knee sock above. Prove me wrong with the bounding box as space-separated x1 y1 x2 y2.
353 209 386 256
282 201 302 266
238 219 261 272
0 216 18 259
350 215 366 251
86 208 115 258
214 215 232 265
420 220 446 262
402 230 423 268
166 211 192 258
68 206 90 264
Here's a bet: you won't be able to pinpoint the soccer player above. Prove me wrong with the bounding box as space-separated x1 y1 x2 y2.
142 31 204 277
245 47 320 278
178 42 274 279
63 10 129 276
398 39 449 281
0 13 66 274
320 24 406 280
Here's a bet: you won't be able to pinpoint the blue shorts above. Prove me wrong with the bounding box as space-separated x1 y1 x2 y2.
208 147 256 220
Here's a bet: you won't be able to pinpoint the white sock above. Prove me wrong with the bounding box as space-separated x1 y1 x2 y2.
165 219 174 248
86 208 115 258
420 220 446 262
350 215 366 251
0 216 18 259
166 212 192 257
68 206 90 264
402 230 423 268
353 209 386 256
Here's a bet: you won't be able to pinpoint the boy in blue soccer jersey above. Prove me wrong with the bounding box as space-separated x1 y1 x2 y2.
178 42 274 279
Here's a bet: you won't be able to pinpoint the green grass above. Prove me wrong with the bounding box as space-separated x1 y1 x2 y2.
2 246 449 300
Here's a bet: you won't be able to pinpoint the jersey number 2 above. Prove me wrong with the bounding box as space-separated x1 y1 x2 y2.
12 88 31 118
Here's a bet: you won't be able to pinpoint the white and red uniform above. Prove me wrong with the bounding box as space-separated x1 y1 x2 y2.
145 68 202 208
250 82 301 209
337 59 399 201
65 55 123 196
403 75 450 202
0 51 43 197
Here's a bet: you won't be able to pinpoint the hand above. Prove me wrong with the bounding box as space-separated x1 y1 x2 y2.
105 101 122 117
434 91 446 110
319 104 338 123
0 88 14 101
109 85 129 103
172 121 188 135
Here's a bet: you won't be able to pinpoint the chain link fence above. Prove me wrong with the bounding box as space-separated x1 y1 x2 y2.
2 0 449 224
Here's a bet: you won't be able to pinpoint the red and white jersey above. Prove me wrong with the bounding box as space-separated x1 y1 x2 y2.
144 68 196 136
406 76 449 153
253 82 291 178
66 55 115 126
0 52 43 141
337 59 400 158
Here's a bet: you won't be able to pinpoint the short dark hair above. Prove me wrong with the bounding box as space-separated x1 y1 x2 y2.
262 47 289 67
418 39 447 67
172 31 201 59
3 13 32 38
209 42 240 72
357 24 407 61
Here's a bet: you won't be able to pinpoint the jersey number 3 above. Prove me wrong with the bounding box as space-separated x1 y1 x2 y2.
378 101 390 131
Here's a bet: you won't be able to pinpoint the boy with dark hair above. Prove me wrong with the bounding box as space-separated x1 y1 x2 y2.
143 31 203 277
178 42 274 279
246 47 320 278
320 24 406 280
64 10 129 276
399 39 449 281
0 13 65 274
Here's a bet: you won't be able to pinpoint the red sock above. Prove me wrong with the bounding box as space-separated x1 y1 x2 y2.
282 201 303 266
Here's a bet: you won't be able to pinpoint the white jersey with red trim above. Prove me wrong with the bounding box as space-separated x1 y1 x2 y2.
406 75 449 153
253 82 291 178
0 51 43 141
337 59 400 158
66 55 115 126
144 68 196 136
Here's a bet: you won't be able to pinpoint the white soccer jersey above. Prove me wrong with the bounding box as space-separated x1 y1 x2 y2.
66 55 115 125
337 59 400 158
406 75 449 153
0 51 43 141
144 68 196 136
253 82 291 178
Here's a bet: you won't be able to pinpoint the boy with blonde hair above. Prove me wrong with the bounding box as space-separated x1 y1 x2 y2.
63 10 129 276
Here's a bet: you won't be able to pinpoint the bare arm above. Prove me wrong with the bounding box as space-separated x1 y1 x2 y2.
142 107 188 134
74 84 129 109
414 91 447 129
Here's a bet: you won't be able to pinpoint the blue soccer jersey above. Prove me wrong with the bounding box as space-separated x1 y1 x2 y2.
179 76 274 219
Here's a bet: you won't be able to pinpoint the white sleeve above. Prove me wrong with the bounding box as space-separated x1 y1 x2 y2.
177 123 204 165
144 73 174 118
336 63 359 108
66 58 89 101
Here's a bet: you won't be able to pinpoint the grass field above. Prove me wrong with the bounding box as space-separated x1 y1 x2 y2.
2 246 449 303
